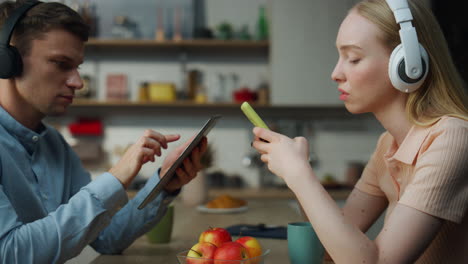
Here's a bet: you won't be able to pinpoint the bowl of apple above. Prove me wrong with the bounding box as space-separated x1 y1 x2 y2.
176 248 270 264
177 227 270 264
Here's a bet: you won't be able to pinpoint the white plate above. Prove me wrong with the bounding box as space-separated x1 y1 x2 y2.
196 205 248 214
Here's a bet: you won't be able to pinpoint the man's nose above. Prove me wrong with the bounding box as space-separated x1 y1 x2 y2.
66 70 83 90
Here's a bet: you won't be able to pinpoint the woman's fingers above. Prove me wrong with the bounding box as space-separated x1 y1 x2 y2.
253 127 277 142
252 140 270 153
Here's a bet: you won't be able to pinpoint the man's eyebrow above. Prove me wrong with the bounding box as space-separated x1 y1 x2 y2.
50 54 83 64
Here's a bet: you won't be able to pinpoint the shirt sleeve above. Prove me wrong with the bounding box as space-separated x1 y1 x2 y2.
0 172 128 264
399 121 468 223
354 132 388 197
90 169 179 254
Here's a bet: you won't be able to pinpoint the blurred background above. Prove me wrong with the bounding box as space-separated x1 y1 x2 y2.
43 0 466 190
29 0 466 263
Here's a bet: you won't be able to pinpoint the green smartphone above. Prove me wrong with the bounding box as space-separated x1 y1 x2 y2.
241 101 269 129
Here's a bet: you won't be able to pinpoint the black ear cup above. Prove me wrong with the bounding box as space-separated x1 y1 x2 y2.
388 43 429 93
0 1 41 79
0 44 22 78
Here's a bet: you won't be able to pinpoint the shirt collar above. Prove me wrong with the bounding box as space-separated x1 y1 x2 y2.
0 106 48 150
386 123 433 165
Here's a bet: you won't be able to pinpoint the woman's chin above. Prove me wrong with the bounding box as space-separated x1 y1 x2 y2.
344 103 368 115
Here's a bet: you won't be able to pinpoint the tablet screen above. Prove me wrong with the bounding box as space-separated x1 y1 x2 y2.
138 115 222 209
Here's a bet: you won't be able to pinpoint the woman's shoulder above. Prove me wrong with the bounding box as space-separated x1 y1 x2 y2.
430 116 468 133
421 116 468 152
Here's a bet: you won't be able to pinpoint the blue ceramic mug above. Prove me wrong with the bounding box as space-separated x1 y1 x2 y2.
287 222 324 264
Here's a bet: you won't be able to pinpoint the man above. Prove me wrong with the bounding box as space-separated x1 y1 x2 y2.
0 1 207 263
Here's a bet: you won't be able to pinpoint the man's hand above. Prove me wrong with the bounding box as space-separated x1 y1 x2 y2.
109 130 180 189
160 136 208 193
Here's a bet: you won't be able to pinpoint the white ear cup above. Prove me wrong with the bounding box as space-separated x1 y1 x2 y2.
388 43 429 93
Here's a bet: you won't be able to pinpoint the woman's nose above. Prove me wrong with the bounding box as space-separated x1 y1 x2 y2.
331 61 344 83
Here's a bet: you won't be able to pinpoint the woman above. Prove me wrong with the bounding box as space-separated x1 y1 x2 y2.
252 0 468 263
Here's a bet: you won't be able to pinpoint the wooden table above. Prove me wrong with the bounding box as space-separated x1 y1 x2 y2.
91 198 307 264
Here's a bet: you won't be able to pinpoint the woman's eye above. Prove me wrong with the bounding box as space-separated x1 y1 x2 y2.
350 58 361 64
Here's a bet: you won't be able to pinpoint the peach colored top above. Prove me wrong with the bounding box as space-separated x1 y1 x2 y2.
355 116 468 264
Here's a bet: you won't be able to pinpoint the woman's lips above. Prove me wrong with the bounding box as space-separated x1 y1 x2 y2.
338 88 349 101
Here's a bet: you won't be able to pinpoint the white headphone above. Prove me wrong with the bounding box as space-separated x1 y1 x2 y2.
386 0 429 93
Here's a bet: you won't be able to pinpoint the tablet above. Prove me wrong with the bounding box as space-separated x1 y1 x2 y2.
138 115 222 209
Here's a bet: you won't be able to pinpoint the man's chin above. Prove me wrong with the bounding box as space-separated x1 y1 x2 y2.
47 107 68 117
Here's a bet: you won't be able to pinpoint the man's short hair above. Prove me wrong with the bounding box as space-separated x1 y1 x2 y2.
0 0 89 57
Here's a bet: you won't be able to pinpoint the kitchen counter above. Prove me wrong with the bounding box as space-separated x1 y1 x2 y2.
207 187 351 200
91 198 329 264
127 186 352 201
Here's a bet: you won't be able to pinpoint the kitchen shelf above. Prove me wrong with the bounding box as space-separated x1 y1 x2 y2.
85 38 269 52
67 99 351 119
72 99 265 108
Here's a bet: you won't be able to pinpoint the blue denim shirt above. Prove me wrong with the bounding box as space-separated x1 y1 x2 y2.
0 107 176 263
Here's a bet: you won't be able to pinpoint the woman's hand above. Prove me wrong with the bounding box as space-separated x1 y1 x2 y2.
161 136 208 193
109 130 181 189
252 127 311 187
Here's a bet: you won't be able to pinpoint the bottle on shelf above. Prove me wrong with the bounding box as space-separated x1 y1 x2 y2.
213 73 227 103
194 70 207 103
256 74 270 105
256 5 269 41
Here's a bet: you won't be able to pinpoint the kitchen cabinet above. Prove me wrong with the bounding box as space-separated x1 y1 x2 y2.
270 0 359 106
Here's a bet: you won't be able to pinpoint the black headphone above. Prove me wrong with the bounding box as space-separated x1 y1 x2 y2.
0 1 41 79
386 0 429 93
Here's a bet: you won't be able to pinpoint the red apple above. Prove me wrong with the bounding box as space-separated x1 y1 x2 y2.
213 242 250 264
199 227 232 247
187 242 217 264
235 236 262 263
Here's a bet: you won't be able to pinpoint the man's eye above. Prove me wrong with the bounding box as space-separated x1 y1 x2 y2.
52 60 72 70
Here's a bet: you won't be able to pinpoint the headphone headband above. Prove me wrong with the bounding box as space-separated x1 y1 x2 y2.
386 0 423 80
0 1 40 47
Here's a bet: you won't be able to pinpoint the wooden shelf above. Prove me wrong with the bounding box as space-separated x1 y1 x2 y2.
71 99 263 108
85 38 269 49
67 99 350 119
70 99 345 111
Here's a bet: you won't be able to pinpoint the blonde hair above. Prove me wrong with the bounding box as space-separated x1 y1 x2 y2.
353 0 468 126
